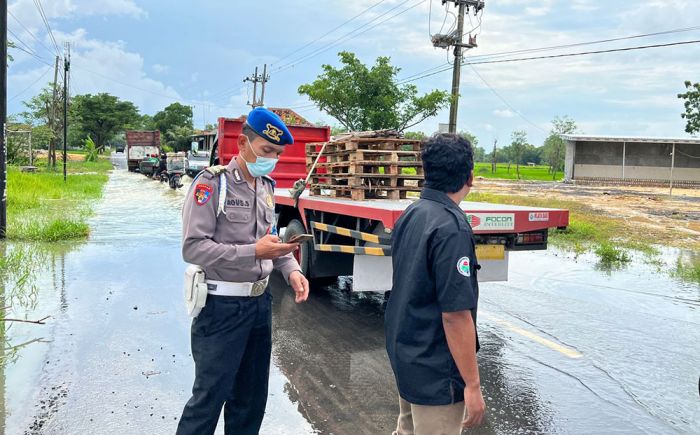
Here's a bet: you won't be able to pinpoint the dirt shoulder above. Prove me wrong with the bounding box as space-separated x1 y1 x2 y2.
471 178 700 251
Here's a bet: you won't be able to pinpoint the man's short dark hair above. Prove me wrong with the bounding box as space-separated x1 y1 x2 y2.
421 133 474 193
241 123 260 142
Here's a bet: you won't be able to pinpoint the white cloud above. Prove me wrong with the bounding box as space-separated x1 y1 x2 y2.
152 64 169 74
493 108 515 118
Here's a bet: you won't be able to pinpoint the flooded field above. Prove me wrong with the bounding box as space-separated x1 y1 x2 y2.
2 156 698 434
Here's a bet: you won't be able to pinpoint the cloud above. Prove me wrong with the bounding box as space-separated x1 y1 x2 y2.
152 64 169 74
493 109 515 118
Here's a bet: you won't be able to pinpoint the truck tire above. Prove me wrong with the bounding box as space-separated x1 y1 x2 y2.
283 219 337 288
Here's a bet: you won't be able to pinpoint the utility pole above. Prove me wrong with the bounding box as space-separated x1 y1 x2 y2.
63 42 70 182
432 1 485 134
491 138 497 173
49 55 59 168
243 64 269 108
1 0 8 238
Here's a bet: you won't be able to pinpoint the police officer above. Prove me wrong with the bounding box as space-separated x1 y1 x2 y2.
177 108 309 435
385 133 485 434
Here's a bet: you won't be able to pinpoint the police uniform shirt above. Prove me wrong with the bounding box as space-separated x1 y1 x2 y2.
384 187 480 406
182 158 300 283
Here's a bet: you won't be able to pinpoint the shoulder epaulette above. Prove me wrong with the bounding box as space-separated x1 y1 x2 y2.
205 165 227 176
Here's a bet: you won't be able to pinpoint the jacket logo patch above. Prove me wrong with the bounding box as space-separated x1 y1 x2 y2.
226 198 250 208
194 184 213 206
457 257 471 277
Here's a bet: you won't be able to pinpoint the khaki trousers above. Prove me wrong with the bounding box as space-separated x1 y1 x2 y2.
393 395 465 435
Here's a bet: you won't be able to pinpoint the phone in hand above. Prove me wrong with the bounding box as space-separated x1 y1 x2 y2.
288 234 314 244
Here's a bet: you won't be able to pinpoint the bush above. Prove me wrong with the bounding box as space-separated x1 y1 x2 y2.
84 136 99 162
594 243 630 266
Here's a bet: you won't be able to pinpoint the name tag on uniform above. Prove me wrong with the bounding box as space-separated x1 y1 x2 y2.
226 198 251 208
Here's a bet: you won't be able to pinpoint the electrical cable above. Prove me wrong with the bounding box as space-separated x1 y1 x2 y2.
399 39 700 84
33 0 60 55
274 0 388 66
273 0 427 73
8 9 55 57
402 25 700 83
8 66 53 101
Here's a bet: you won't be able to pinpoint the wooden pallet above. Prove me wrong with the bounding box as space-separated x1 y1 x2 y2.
306 138 422 154
310 183 423 201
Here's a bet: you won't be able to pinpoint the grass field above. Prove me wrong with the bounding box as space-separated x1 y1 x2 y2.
473 163 564 181
6 158 112 241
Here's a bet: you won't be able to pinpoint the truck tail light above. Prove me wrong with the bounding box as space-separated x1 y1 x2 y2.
516 231 546 245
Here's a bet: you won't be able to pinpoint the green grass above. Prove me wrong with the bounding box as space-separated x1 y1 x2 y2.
594 243 631 267
473 163 564 181
672 259 700 285
6 158 111 241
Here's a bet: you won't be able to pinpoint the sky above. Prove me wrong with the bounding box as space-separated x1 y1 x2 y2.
6 0 700 146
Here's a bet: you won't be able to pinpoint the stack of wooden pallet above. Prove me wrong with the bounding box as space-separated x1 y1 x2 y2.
307 131 425 201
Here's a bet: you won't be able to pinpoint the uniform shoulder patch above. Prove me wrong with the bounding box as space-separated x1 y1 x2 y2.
194 183 213 206
456 256 471 277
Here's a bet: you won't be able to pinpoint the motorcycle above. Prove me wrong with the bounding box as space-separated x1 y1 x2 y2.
158 152 186 190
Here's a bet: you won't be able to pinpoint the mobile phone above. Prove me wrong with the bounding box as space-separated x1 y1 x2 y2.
288 234 314 243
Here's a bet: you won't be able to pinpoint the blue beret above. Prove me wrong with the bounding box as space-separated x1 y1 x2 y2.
245 107 294 146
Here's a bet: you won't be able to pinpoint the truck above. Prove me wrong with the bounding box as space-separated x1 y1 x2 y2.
186 130 216 178
209 109 569 291
126 130 161 172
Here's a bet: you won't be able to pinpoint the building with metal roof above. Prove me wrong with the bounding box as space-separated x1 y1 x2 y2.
562 135 700 188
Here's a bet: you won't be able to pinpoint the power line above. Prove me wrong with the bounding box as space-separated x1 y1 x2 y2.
274 0 389 66
273 0 427 73
8 9 55 56
8 65 52 102
7 28 38 56
6 29 52 66
467 64 547 133
400 25 700 83
400 39 700 84
33 0 60 55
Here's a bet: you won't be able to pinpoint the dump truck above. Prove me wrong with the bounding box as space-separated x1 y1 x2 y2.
126 130 161 172
208 109 569 291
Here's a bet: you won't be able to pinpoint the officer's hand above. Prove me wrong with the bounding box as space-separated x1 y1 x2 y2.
288 271 309 303
255 235 299 260
463 384 486 428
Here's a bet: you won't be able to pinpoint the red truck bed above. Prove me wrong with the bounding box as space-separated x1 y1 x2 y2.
275 189 569 233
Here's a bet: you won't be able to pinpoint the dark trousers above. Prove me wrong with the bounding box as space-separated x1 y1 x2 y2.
177 292 272 435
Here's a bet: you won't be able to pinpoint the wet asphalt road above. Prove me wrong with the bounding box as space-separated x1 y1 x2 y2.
4 157 699 434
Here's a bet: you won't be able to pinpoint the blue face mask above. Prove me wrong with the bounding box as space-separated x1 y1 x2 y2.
244 140 279 177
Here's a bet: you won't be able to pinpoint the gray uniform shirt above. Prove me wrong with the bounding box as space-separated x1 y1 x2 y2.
182 158 301 283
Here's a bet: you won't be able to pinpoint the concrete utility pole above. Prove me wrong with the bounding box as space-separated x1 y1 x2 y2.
63 42 70 182
669 143 676 197
49 55 59 168
243 64 269 108
1 0 8 238
432 1 485 134
491 138 497 173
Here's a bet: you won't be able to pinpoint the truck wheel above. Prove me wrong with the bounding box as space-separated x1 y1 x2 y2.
284 219 337 288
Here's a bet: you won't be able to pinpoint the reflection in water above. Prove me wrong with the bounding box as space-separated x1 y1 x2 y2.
0 242 74 433
269 274 553 435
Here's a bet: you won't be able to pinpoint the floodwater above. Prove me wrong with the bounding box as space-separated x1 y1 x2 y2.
2 153 698 434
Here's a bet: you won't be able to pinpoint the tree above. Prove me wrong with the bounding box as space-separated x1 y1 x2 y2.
153 103 194 152
403 131 427 141
510 130 528 179
7 41 16 65
678 81 700 135
299 51 451 132
543 115 577 179
70 93 140 151
153 102 193 133
21 85 64 167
